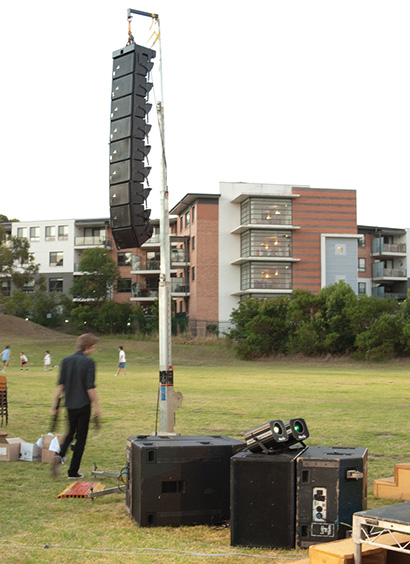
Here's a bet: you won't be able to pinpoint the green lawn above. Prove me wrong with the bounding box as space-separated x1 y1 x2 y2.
1 333 410 563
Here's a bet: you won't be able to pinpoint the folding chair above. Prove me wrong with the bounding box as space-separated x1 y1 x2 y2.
0 375 8 427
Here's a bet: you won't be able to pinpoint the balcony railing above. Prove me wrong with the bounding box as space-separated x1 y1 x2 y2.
171 249 189 262
171 278 189 293
131 286 158 298
372 287 408 300
372 263 407 278
74 236 111 247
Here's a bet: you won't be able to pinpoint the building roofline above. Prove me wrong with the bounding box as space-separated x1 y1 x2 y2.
169 193 220 216
358 224 407 236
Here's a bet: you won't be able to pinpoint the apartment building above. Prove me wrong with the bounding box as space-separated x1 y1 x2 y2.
5 218 111 298
171 183 360 332
2 183 409 333
358 225 408 299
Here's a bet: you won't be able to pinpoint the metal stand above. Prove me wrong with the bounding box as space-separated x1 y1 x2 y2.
88 463 127 500
353 502 410 564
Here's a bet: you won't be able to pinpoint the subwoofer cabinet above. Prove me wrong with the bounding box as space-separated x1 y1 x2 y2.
295 446 368 548
230 447 306 548
126 434 244 527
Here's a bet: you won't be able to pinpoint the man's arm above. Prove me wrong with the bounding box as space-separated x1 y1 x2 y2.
87 387 101 418
51 384 64 415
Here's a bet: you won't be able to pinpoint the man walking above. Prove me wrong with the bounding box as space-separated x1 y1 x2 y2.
50 333 101 479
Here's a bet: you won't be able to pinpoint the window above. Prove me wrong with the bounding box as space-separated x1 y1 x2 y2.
192 266 195 281
45 226 55 241
17 227 27 238
1 281 11 297
185 211 190 228
49 278 63 293
22 280 35 294
180 216 183 232
191 206 195 223
358 282 366 295
358 236 365 247
58 225 68 240
241 198 292 226
117 278 132 293
30 226 40 242
117 252 132 267
241 262 292 291
50 252 64 267
241 231 292 257
358 258 366 272
191 236 195 251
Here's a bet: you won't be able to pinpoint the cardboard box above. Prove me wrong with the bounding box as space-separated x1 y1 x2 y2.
0 434 23 461
41 434 66 463
20 441 41 461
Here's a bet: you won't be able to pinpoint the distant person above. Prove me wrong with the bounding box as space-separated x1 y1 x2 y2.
114 346 126 376
50 333 101 479
20 352 28 370
1 346 11 373
44 351 52 371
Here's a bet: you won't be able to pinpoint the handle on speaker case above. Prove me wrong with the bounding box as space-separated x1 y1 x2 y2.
346 469 364 480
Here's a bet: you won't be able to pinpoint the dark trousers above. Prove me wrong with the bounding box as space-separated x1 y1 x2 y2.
60 404 91 475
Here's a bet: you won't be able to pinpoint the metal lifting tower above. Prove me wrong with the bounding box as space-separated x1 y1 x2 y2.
126 9 182 434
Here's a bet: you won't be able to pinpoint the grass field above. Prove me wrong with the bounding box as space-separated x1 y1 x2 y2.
1 331 410 563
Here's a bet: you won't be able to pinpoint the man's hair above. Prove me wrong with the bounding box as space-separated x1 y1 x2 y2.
76 333 98 351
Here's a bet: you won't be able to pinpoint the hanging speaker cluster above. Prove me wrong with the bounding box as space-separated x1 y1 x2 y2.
244 418 309 453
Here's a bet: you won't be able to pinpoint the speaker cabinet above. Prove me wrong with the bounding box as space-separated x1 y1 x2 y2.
230 447 306 548
296 446 368 548
126 434 244 527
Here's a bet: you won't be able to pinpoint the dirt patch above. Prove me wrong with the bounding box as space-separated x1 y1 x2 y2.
0 314 70 340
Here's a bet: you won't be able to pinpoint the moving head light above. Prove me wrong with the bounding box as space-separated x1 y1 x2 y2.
244 418 309 453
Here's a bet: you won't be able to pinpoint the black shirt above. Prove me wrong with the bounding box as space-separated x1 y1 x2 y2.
58 350 96 410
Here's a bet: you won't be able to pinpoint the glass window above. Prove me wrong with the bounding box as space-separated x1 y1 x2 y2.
117 278 132 293
241 231 292 257
192 266 195 281
241 262 292 291
45 226 55 241
117 252 133 267
30 226 40 241
180 216 183 232
358 258 366 272
358 236 365 247
185 211 190 228
358 282 366 295
191 236 195 251
49 278 63 293
191 206 195 223
50 252 64 267
241 198 292 226
58 225 68 240
17 227 27 239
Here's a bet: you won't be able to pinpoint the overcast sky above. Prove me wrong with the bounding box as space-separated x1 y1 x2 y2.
1 0 409 228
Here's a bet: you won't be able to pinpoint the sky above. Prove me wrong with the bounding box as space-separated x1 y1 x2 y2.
1 0 409 228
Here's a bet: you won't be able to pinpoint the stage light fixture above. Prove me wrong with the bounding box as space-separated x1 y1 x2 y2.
244 417 309 453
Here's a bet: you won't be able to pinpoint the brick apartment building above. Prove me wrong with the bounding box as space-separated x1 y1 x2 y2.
2 182 409 333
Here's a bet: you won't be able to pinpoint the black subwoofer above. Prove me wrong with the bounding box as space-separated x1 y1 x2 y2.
126 434 244 527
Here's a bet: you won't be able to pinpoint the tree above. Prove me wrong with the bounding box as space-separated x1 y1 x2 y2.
0 227 39 290
70 248 120 302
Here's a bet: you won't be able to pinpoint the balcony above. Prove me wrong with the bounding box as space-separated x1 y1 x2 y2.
372 239 407 257
372 262 407 280
74 236 112 248
131 286 158 300
171 249 189 264
372 287 407 300
171 278 189 294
